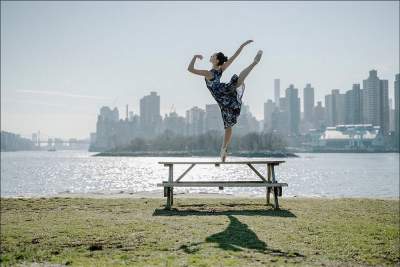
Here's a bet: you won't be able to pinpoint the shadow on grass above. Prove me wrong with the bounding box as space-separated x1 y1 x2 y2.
206 215 269 252
178 215 304 258
152 207 296 217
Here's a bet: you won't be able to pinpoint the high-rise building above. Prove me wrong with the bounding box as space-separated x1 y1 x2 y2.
336 91 346 125
362 70 390 134
395 73 400 148
163 111 185 135
272 97 288 134
185 106 205 136
263 99 276 132
313 101 325 129
303 83 314 123
344 84 362 124
389 99 395 132
99 106 119 122
205 104 223 132
236 105 259 135
1 131 35 151
94 106 120 150
285 84 300 135
325 89 345 126
325 94 333 126
140 91 162 137
274 79 280 107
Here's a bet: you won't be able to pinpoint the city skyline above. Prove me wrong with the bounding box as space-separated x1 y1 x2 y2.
2 69 399 141
1 1 399 139
2 67 398 152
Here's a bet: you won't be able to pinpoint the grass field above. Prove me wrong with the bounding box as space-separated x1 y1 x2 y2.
1 197 399 266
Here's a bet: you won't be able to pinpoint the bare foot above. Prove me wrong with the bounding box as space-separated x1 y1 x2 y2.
254 50 263 64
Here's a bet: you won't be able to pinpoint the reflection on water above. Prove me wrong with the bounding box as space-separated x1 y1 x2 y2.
1 151 398 198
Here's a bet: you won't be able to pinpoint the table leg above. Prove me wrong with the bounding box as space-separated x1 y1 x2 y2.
170 187 174 206
273 187 280 209
166 165 174 210
166 187 171 210
272 165 280 210
266 164 271 205
266 188 271 205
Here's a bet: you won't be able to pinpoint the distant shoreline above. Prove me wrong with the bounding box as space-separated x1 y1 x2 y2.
306 149 399 153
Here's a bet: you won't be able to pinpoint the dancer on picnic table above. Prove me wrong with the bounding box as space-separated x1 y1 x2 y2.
187 40 263 162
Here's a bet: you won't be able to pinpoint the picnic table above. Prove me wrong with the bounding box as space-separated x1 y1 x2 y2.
157 160 288 210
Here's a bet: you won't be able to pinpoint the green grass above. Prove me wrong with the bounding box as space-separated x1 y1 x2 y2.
1 197 399 266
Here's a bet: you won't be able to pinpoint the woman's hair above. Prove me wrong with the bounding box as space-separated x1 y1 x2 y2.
216 52 228 66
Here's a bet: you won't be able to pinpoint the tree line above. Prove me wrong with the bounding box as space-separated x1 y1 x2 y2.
113 130 287 152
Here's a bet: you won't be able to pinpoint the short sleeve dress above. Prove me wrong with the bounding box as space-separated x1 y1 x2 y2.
205 68 245 129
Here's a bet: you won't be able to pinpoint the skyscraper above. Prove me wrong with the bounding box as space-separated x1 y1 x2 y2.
236 105 259 135
263 99 276 132
325 89 345 126
313 101 325 129
389 99 395 132
272 97 288 134
163 111 185 135
395 73 400 148
185 106 205 136
285 84 300 135
95 106 120 150
362 70 389 134
274 79 280 107
140 91 162 137
205 104 223 132
303 83 314 123
344 84 362 124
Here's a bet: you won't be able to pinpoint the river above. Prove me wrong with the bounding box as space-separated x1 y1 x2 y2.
1 151 398 198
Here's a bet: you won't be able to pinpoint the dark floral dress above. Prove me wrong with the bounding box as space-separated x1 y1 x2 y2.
205 68 245 129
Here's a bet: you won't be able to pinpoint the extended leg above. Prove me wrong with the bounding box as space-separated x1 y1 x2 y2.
236 50 263 88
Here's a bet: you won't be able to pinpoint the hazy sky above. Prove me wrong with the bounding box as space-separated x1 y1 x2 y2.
1 1 399 139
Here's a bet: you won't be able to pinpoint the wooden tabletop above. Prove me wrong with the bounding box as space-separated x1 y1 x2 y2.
158 160 285 165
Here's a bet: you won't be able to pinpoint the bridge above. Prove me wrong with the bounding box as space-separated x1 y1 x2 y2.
19 131 90 146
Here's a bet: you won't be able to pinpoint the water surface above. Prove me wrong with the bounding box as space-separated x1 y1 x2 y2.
1 151 398 198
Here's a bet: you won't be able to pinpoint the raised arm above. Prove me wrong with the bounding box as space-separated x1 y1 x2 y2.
220 40 253 72
187 55 212 79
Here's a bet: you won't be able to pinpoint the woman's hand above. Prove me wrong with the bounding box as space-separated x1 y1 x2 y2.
188 54 211 79
240 40 253 48
221 40 253 71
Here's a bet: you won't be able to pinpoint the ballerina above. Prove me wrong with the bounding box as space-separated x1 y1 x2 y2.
187 40 263 162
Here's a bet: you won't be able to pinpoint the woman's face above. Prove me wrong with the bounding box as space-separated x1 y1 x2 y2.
210 53 218 66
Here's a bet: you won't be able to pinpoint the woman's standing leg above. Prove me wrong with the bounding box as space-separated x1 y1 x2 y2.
223 127 232 148
221 127 232 162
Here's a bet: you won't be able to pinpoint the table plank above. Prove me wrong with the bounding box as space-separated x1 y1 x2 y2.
158 160 285 165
